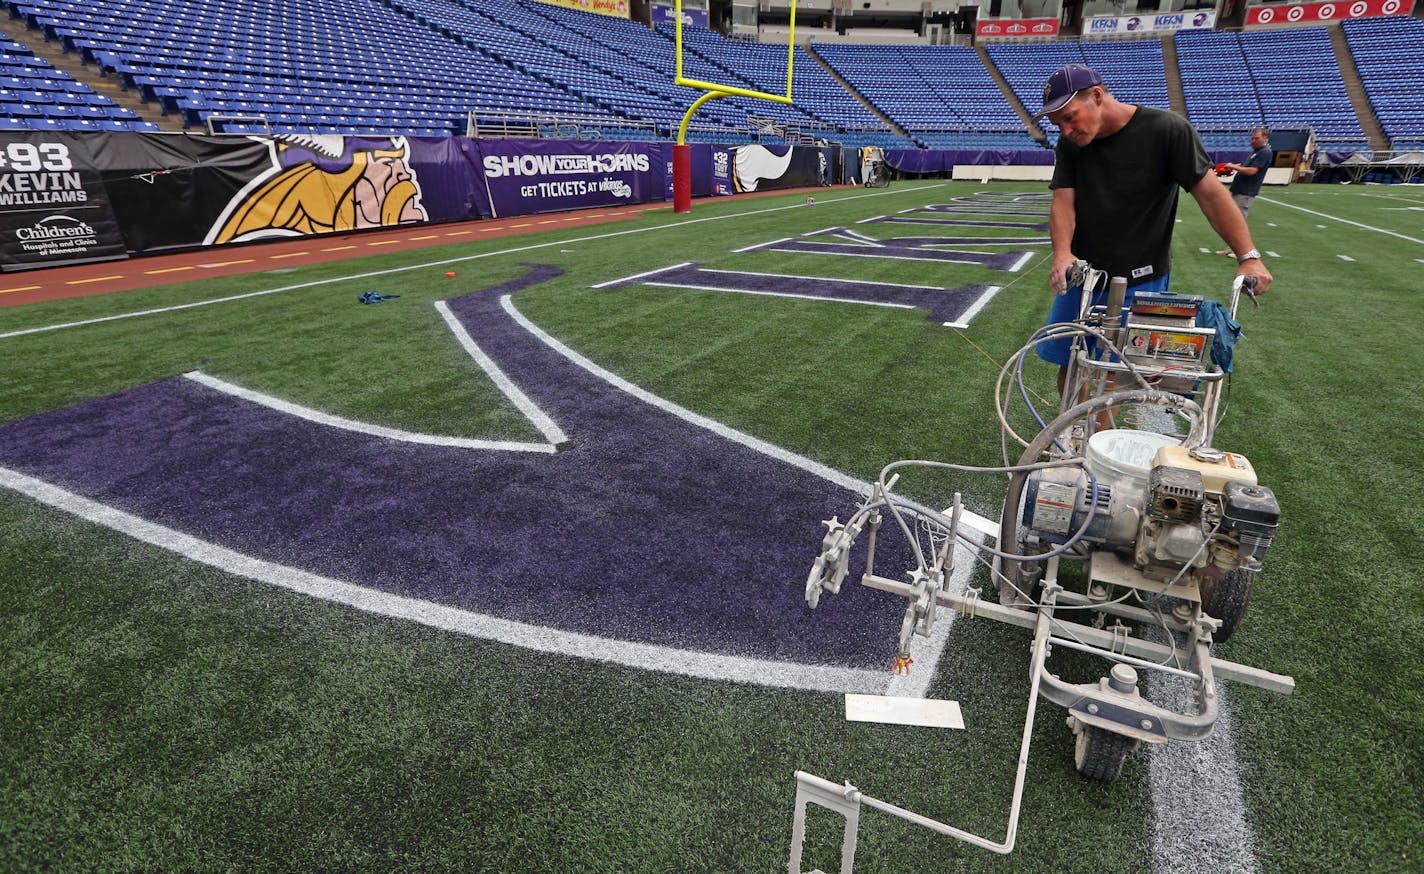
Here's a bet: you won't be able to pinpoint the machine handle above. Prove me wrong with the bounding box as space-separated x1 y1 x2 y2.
1230 275 1259 317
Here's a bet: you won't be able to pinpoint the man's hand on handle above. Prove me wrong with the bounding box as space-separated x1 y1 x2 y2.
1236 257 1272 295
1050 251 1079 296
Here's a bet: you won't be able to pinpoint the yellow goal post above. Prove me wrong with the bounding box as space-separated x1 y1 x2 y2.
671 0 798 212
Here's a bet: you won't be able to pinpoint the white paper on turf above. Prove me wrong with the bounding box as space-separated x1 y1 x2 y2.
844 694 965 729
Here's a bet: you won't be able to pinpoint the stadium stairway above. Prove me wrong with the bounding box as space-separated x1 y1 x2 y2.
15 29 175 131
1327 22 1389 151
802 43 905 137
976 44 1048 146
1161 35 1188 117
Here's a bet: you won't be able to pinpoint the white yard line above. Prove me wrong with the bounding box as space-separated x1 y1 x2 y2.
1259 196 1424 246
1360 192 1424 206
1148 672 1259 874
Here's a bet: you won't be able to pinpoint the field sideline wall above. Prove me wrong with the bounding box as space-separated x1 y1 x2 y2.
0 131 1060 271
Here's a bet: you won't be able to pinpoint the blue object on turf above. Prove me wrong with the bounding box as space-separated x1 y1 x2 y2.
1198 300 1242 373
358 291 401 304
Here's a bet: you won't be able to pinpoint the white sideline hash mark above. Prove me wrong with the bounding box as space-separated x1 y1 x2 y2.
1338 255 1356 262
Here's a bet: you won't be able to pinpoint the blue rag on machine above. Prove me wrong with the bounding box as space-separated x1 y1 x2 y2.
1198 300 1242 373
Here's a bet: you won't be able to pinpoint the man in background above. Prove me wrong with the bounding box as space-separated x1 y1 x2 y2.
1215 128 1274 254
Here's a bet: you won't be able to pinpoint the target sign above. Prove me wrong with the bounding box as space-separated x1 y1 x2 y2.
1247 0 1399 24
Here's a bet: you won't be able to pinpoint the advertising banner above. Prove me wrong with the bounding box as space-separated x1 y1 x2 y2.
0 132 127 271
1246 0 1406 26
976 18 1060 37
90 132 468 254
659 143 734 199
652 4 709 28
472 139 665 218
732 144 821 192
532 0 630 19
1085 10 1216 34
887 148 1055 175
711 146 734 195
3 133 802 263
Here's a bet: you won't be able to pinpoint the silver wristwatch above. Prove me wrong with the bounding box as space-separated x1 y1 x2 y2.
1236 249 1262 263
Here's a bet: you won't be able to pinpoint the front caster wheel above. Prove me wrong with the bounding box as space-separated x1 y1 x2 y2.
1073 725 1140 782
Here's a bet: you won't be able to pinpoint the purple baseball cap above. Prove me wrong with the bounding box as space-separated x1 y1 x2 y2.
1033 63 1103 119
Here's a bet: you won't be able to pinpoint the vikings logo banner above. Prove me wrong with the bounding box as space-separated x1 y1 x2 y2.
91 132 485 256
732 145 822 193
205 135 429 245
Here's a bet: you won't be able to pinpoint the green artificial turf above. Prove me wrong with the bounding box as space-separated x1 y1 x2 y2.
1 181 1420 871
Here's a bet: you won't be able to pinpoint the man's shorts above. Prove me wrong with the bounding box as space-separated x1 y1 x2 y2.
1232 192 1257 218
1035 274 1172 367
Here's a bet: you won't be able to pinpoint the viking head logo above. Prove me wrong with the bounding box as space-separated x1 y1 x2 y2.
208 135 428 245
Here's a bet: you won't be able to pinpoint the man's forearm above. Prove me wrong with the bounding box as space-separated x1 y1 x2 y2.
1193 175 1255 255
1050 193 1074 257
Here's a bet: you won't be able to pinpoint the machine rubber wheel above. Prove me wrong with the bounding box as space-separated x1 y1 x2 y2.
1073 725 1138 782
1202 568 1255 644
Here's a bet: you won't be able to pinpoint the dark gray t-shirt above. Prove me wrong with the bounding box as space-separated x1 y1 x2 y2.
1050 106 1212 285
1230 145 1274 198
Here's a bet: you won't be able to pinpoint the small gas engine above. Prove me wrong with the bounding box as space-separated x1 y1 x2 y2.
1020 430 1280 637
